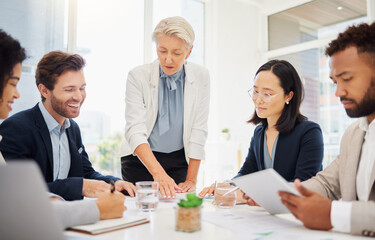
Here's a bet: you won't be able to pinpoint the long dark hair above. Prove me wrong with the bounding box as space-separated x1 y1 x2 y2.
0 29 26 98
248 60 307 133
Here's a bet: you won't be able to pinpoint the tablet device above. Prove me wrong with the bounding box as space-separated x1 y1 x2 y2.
232 168 301 214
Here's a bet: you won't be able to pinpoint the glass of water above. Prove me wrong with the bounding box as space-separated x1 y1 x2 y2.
214 181 237 209
136 181 159 211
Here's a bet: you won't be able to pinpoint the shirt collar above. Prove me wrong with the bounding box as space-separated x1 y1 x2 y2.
38 102 70 132
359 117 375 133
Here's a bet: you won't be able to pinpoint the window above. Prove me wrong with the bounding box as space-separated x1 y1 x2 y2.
74 0 144 175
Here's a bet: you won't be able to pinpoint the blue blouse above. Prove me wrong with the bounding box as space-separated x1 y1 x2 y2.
263 130 279 169
148 66 185 153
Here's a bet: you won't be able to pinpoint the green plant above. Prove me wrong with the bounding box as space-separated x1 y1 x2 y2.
178 193 203 208
221 128 229 133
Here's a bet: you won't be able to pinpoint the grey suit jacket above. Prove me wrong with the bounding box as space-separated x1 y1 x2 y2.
303 119 375 236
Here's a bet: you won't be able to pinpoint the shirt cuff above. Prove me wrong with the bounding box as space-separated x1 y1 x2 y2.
188 142 205 160
331 200 352 233
129 134 149 155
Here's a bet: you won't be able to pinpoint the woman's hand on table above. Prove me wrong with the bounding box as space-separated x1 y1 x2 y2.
198 183 215 197
177 179 196 193
153 173 181 199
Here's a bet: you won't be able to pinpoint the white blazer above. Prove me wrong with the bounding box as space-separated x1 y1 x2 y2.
120 60 210 162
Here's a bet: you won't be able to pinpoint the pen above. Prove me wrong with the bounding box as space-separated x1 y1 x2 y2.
222 186 239 197
110 179 115 193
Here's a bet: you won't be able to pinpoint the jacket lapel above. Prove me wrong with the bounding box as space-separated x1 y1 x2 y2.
33 105 54 173
258 127 266 170
66 125 82 177
150 60 160 127
369 163 375 200
183 62 196 137
345 123 365 200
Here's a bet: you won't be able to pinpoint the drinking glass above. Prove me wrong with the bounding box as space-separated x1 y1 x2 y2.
136 181 159 211
214 181 237 208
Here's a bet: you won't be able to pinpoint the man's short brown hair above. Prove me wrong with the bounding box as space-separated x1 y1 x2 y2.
35 51 85 101
325 22 375 67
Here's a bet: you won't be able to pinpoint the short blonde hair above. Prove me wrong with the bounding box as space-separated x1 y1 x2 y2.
152 16 195 49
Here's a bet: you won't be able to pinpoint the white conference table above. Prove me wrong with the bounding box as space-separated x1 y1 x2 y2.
65 196 369 240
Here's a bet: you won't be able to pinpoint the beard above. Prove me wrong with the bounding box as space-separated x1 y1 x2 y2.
342 76 375 118
50 94 83 119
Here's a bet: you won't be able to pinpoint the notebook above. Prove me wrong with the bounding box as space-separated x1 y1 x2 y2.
69 215 149 235
0 161 66 240
232 168 301 214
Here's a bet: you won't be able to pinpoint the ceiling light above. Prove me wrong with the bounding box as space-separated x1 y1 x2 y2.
337 6 343 10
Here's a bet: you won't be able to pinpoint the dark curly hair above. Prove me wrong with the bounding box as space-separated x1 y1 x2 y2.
0 29 26 98
325 22 375 67
248 60 307 133
35 51 86 101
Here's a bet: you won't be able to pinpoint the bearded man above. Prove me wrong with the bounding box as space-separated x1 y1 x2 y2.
279 22 375 237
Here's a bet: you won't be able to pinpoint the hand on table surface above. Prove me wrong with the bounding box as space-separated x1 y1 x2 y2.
153 173 181 199
82 179 111 198
177 179 196 193
198 183 215 197
115 180 136 197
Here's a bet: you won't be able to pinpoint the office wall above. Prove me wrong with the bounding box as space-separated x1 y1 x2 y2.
205 0 262 146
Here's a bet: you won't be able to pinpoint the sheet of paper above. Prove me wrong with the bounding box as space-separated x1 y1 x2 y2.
227 229 366 240
202 208 301 234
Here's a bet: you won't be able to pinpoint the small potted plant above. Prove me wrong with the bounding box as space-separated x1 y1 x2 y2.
175 193 203 232
221 128 230 141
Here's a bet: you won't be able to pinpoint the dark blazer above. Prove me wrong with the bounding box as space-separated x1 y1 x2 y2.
235 120 323 181
0 104 119 200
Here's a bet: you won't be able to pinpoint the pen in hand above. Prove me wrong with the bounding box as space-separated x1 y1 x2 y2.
110 179 115 193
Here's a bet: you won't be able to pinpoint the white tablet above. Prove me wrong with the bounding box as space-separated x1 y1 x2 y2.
232 168 301 214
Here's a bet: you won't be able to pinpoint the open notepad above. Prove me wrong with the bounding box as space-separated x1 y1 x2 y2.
69 216 149 235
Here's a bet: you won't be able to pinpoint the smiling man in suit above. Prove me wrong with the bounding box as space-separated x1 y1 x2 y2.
0 51 135 200
279 22 375 236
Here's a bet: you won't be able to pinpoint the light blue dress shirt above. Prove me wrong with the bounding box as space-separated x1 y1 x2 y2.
148 66 185 153
38 102 71 180
263 130 279 169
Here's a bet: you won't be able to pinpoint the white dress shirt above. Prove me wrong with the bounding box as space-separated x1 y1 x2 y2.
331 117 375 232
39 102 71 180
0 135 5 165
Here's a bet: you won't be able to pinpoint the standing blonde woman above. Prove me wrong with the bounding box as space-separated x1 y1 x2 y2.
120 16 210 198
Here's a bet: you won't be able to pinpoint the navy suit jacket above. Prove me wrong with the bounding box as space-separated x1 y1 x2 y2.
235 120 323 181
0 104 119 200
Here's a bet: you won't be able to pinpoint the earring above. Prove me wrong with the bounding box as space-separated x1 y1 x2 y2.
286 101 289 105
